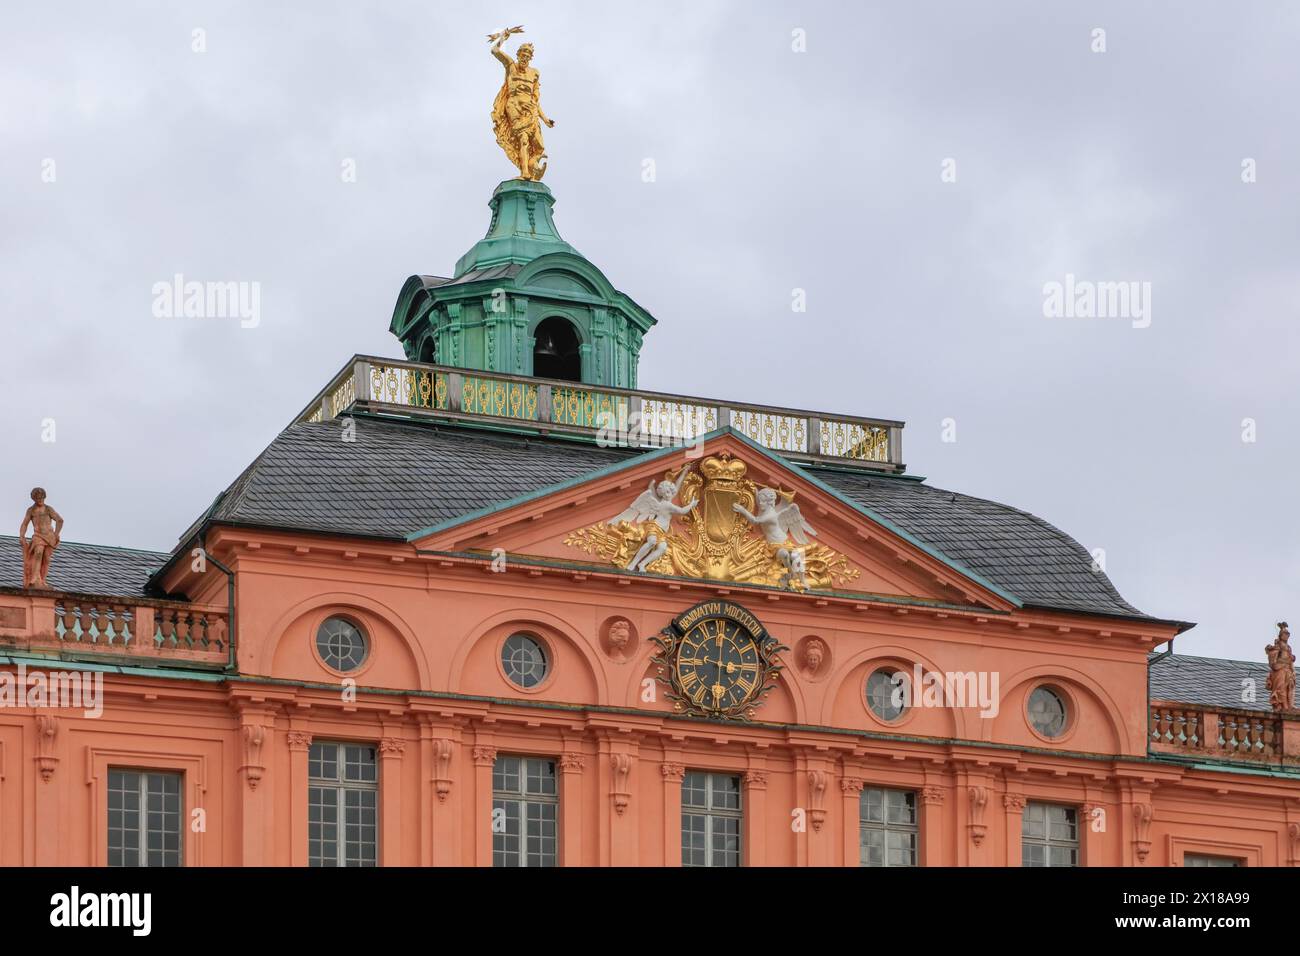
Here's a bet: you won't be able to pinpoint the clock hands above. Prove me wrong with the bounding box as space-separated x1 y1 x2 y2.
680 621 761 712
710 623 727 704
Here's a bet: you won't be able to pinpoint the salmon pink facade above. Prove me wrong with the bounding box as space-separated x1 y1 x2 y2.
3 179 1298 868
3 424 1299 867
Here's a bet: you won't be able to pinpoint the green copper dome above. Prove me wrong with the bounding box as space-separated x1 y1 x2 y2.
391 180 656 388
453 179 578 277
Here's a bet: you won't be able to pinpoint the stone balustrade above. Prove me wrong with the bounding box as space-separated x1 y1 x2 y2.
299 355 906 472
0 590 228 667
1149 700 1299 764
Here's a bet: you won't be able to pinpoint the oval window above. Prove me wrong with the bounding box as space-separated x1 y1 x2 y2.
865 668 907 721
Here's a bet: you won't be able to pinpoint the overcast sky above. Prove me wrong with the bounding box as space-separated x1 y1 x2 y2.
3 1 1297 661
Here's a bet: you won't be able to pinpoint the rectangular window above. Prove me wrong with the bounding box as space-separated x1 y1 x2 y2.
308 741 378 867
493 755 558 867
1185 853 1242 867
107 769 183 867
860 787 918 867
681 771 742 867
1022 801 1078 867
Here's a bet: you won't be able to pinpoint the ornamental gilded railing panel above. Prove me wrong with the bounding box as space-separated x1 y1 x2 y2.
369 363 444 411
821 419 890 462
296 357 904 472
462 374 538 421
552 385 622 429
731 409 807 453
327 373 357 418
640 399 716 444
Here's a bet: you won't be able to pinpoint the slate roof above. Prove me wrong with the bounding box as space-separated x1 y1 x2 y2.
171 415 1163 622
206 417 640 539
1148 653 1276 713
816 468 1144 619
0 535 165 598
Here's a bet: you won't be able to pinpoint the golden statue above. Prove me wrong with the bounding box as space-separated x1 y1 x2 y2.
487 26 554 181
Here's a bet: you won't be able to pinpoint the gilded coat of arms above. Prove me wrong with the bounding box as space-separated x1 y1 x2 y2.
564 454 859 590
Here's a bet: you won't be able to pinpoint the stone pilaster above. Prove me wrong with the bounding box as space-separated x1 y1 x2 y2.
805 765 833 866
379 737 406 866
32 716 59 865
472 741 497 867
286 729 312 866
661 760 685 867
1001 791 1026 867
743 765 768 867
920 785 946 867
840 776 864 866
559 751 585 866
235 706 276 866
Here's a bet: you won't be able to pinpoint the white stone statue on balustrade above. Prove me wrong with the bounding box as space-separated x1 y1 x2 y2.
732 488 817 588
606 465 696 572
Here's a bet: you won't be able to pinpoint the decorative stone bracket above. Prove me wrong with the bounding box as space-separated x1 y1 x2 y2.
968 786 989 846
808 771 828 832
610 753 632 816
241 723 268 791
433 739 455 803
35 714 58 782
1133 803 1153 863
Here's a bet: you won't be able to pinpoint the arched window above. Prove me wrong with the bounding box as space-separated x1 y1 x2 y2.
532 317 581 382
417 335 436 363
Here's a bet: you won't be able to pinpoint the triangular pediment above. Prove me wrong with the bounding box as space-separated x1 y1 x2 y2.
410 432 1017 610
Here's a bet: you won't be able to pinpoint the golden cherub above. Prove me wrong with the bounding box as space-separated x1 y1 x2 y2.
488 26 555 181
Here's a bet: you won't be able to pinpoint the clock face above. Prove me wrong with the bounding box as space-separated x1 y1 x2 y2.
653 601 786 721
676 618 763 715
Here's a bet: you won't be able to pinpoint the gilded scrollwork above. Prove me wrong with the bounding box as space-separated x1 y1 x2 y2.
565 454 859 591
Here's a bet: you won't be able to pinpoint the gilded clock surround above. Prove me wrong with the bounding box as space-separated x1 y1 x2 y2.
651 600 787 720
565 453 861 590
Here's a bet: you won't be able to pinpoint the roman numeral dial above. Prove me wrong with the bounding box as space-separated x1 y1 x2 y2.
652 601 786 722
674 619 762 715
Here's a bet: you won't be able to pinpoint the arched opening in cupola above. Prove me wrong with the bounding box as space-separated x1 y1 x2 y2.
417 335 436 363
532 316 581 381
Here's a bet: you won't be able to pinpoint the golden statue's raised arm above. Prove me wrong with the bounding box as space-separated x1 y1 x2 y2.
487 25 524 44
490 33 514 67
487 26 551 181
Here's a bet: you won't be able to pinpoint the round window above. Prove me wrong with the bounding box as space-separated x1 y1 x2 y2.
316 617 367 672
502 634 549 689
865 668 907 721
1027 686 1067 738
